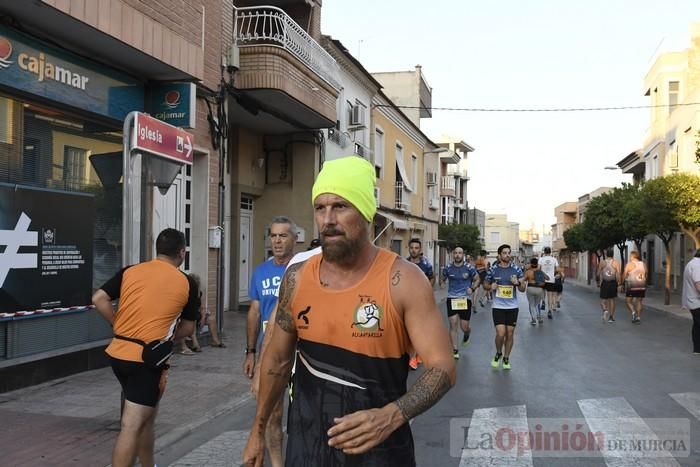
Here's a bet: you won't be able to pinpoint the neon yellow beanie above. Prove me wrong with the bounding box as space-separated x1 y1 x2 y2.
311 156 377 222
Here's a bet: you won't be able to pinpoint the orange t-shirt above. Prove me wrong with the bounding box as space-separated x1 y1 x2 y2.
103 259 197 362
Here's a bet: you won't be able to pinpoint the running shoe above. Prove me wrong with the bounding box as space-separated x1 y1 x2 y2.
491 353 502 368
502 358 511 370
530 318 536 325
408 357 419 370
537 317 544 324
633 317 641 324
461 336 470 347
547 311 553 319
603 310 609 322
453 349 460 360
631 312 637 322
479 299 485 307
473 308 478 314
608 317 614 323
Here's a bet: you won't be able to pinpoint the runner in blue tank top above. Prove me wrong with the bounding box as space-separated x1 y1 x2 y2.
484 244 525 370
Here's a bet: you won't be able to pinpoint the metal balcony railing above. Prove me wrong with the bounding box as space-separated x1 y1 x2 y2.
395 181 410 211
441 176 455 191
233 6 341 91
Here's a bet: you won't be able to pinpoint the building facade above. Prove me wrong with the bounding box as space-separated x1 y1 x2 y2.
551 202 577 278
484 214 520 263
0 0 223 389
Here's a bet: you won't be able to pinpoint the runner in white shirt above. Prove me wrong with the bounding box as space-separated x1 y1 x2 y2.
539 247 560 319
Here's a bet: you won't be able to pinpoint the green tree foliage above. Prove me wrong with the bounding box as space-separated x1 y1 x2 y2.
640 176 680 304
438 223 482 255
661 172 700 249
619 183 650 254
563 223 588 253
581 191 626 253
695 130 700 165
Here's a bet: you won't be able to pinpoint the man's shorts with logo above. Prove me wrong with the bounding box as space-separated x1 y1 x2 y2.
492 308 518 327
447 297 472 320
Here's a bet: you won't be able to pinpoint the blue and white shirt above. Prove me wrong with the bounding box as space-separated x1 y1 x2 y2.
442 262 478 298
407 255 434 280
486 262 524 309
249 258 287 349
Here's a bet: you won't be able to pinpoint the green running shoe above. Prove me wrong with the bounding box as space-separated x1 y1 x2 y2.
502 358 511 370
491 353 502 368
453 349 460 360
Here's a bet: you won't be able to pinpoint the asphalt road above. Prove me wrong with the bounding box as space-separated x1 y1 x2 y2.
157 285 700 466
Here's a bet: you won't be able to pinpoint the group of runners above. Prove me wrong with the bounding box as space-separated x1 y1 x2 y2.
596 247 648 324
406 243 567 371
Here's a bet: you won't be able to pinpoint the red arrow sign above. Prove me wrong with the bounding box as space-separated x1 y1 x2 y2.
132 112 194 165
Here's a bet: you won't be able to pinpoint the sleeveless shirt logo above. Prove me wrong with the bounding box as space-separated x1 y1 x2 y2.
351 295 384 337
297 305 311 329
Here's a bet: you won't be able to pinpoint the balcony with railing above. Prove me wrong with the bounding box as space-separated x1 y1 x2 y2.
231 6 341 129
395 181 411 211
440 175 456 198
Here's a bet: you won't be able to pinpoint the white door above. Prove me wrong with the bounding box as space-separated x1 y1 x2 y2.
152 168 192 272
239 200 253 301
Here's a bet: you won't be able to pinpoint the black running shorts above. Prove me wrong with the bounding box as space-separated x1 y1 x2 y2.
626 288 646 298
447 297 472 320
110 356 167 407
544 282 558 292
600 281 618 299
492 308 518 327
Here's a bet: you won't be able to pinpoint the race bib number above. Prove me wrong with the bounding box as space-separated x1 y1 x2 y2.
262 320 269 333
451 298 469 310
496 285 514 299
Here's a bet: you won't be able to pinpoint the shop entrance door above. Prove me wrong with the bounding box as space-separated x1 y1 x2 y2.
152 166 192 272
239 197 253 302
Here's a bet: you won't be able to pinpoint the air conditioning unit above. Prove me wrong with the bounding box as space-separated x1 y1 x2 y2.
354 142 372 159
428 198 439 210
374 187 380 208
426 172 437 186
350 105 366 127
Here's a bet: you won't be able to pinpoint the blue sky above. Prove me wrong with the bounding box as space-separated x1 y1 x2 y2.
321 0 700 232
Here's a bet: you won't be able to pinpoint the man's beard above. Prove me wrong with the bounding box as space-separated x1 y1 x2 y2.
321 232 362 266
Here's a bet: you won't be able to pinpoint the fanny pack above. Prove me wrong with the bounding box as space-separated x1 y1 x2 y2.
114 334 173 369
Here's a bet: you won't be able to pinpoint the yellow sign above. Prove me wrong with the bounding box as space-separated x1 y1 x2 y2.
451 298 469 310
496 285 514 299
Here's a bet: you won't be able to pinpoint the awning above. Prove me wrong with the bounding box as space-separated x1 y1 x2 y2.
376 211 409 230
395 152 414 192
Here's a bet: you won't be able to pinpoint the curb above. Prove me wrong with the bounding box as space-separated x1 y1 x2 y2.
155 391 254 453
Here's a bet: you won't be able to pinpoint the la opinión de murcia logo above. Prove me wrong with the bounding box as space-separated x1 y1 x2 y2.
0 37 13 69
164 90 181 109
0 212 38 288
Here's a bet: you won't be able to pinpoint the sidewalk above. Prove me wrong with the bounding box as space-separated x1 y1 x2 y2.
0 310 252 467
565 278 691 321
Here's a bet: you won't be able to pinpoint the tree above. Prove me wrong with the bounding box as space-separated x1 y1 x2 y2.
695 130 700 165
438 223 481 256
662 172 700 249
620 183 650 254
640 177 680 305
563 223 588 253
581 191 626 258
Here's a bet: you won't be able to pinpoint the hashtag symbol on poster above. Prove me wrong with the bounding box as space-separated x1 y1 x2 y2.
0 212 38 288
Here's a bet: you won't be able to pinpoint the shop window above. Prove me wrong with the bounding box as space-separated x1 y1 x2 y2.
63 146 88 191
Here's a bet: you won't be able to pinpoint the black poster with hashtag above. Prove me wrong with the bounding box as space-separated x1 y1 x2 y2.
0 183 94 312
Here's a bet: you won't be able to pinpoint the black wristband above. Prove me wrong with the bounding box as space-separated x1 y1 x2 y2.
245 348 256 354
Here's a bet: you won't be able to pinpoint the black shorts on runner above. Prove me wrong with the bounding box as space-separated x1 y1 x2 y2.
600 281 618 299
626 288 646 298
492 308 518 327
110 356 166 407
447 297 472 320
554 278 563 293
544 282 558 292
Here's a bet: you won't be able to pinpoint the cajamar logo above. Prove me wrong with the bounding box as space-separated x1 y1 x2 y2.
351 295 384 336
164 90 181 109
0 37 13 69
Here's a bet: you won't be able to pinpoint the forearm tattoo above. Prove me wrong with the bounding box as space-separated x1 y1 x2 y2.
395 367 451 421
275 263 302 333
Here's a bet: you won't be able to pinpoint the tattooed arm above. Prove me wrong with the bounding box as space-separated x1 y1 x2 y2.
327 259 455 455
243 262 302 467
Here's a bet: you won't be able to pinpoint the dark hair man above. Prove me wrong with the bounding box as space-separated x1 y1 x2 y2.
484 244 525 370
92 228 199 467
243 216 297 467
243 156 455 467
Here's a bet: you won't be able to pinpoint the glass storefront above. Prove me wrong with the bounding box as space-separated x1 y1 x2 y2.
0 92 123 308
